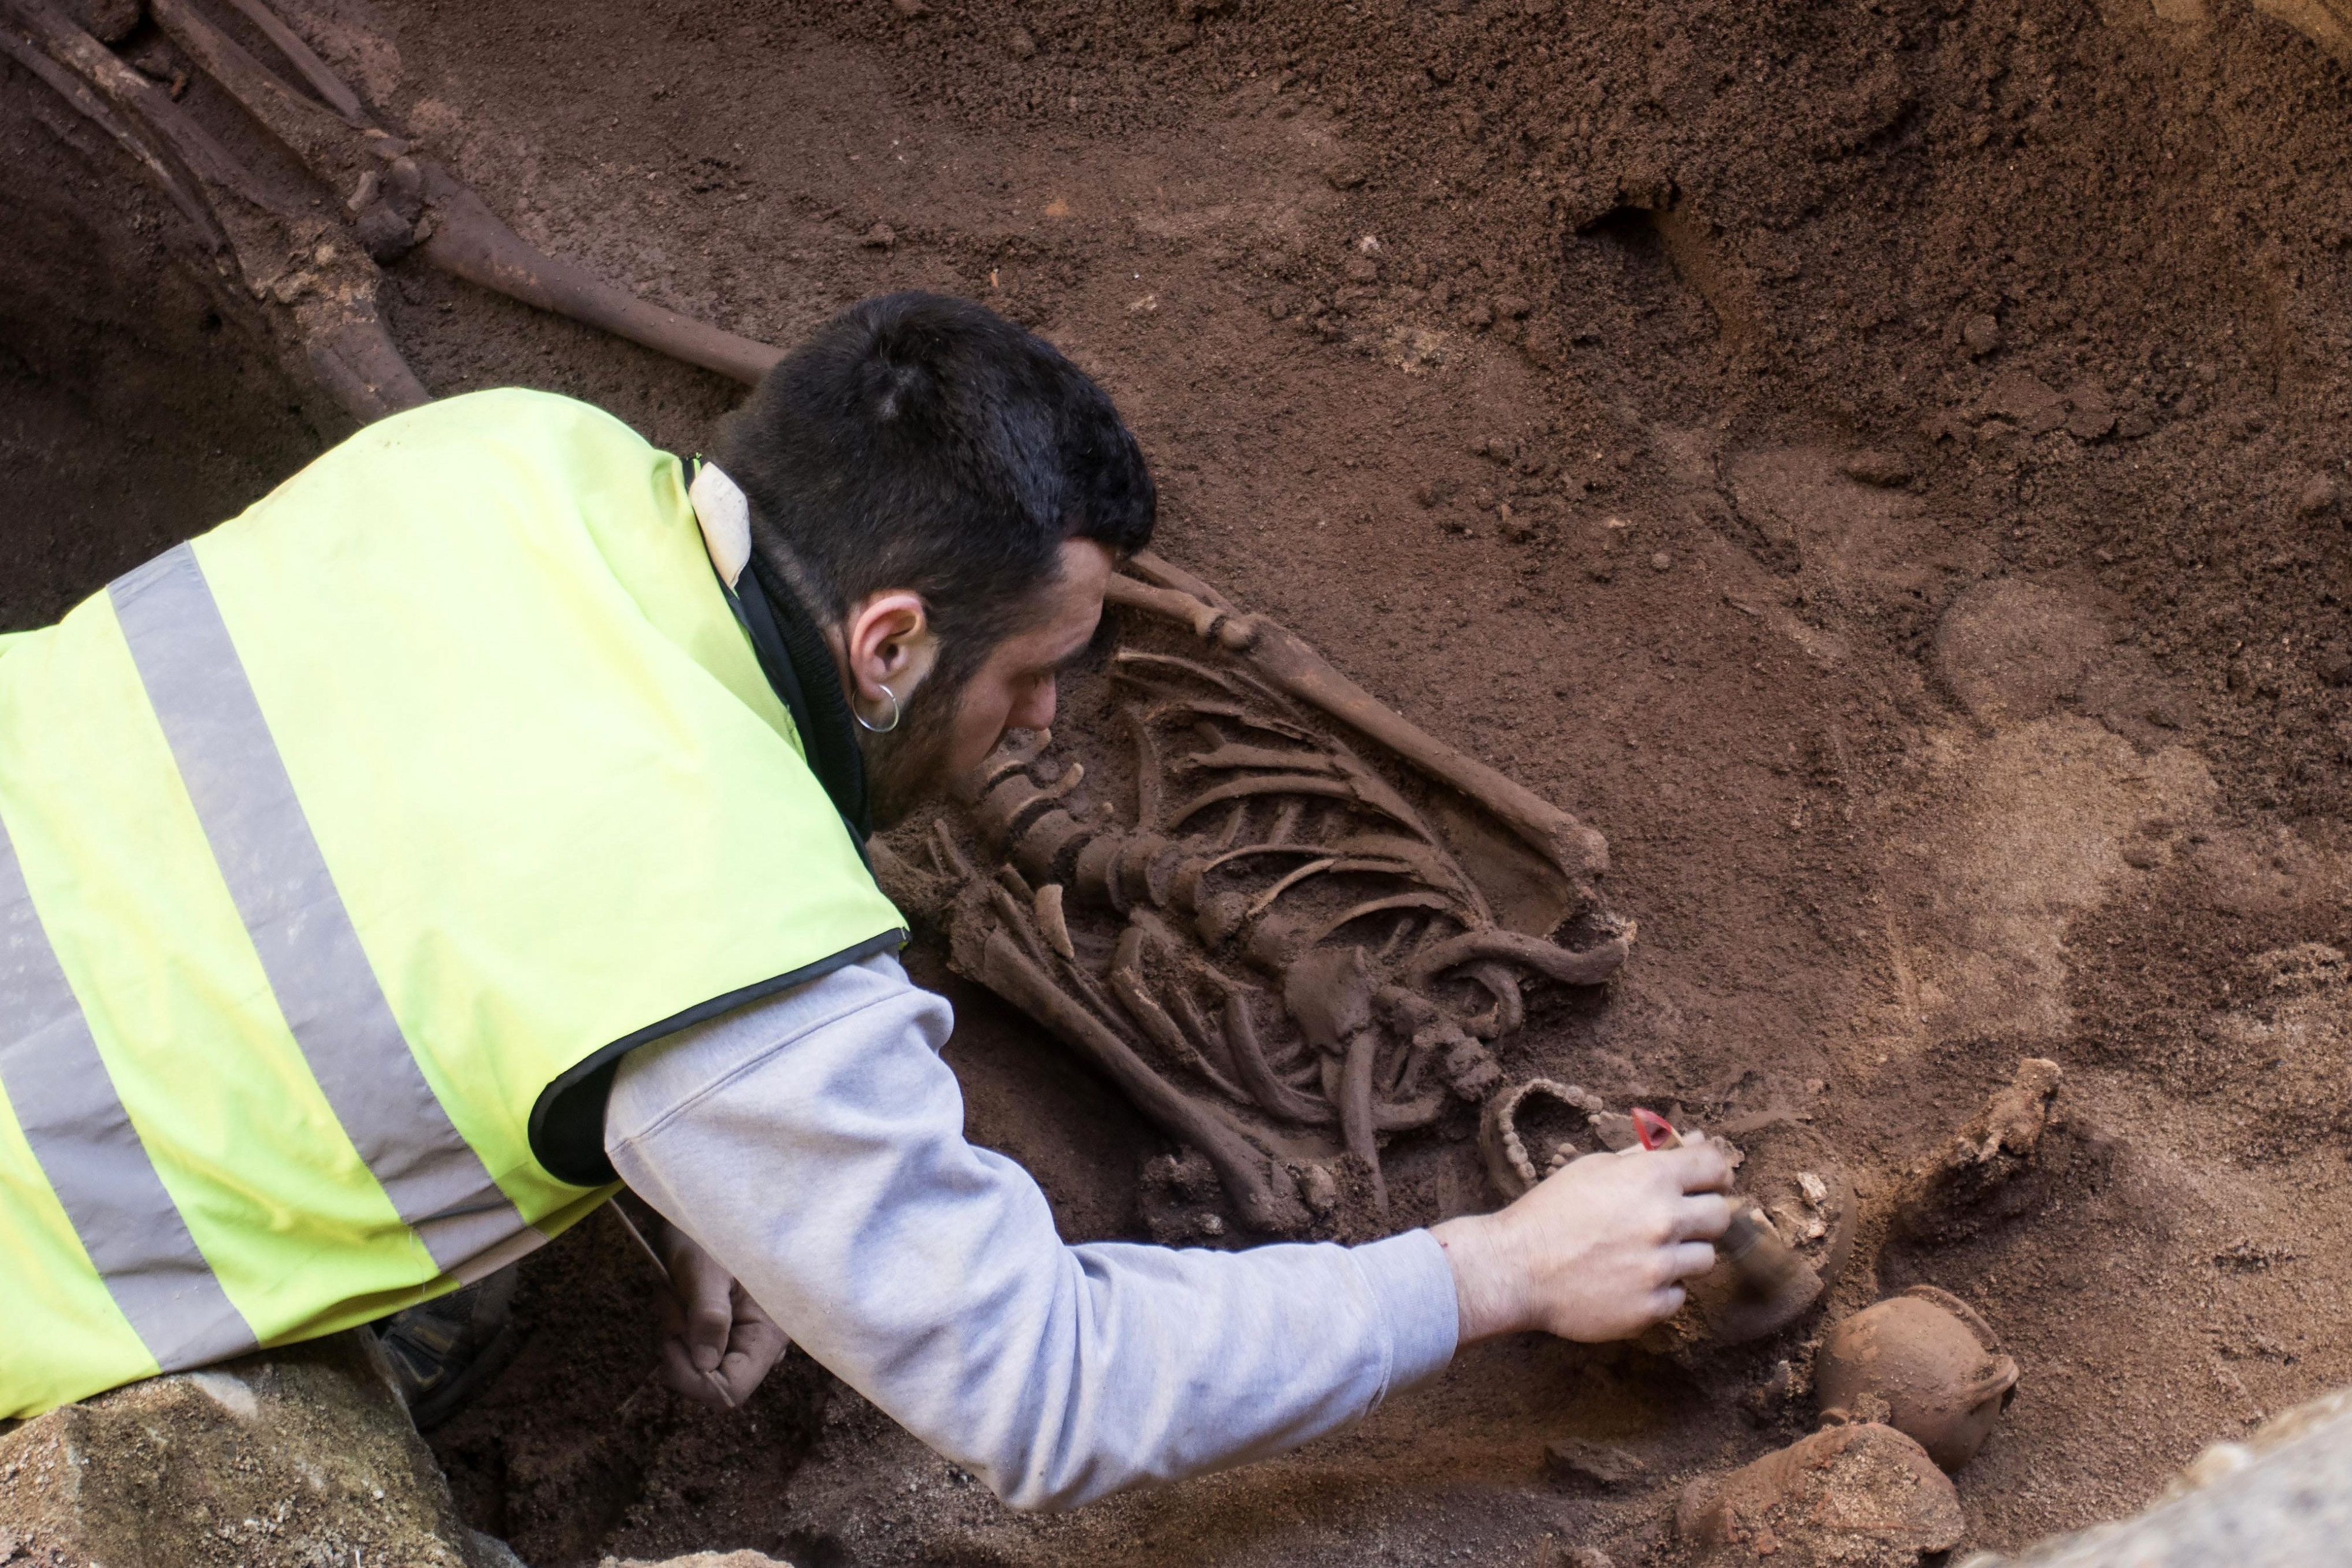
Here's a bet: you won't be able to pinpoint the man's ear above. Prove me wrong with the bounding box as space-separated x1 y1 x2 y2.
843 590 939 718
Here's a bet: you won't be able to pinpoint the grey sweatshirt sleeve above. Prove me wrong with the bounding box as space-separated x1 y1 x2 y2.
603 951 1458 1512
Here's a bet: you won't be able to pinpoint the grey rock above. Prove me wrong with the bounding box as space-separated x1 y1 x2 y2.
1970 1388 2352 1565
0 1332 504 1568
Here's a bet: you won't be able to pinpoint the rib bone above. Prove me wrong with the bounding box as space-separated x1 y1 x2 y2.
977 929 1308 1235
1402 927 1633 991
1109 559 1611 884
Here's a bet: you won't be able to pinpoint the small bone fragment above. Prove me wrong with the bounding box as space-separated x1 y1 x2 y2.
1033 884 1075 962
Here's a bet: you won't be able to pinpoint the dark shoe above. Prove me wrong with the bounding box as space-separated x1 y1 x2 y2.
376 1268 521 1430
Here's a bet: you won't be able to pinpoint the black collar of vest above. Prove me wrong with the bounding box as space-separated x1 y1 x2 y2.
686 457 874 847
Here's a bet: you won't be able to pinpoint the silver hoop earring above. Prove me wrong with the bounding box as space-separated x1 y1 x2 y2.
856 682 902 734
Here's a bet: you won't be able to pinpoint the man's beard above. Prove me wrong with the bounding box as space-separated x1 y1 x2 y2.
861 674 964 832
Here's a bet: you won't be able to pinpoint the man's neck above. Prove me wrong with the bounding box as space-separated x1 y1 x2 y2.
738 552 873 842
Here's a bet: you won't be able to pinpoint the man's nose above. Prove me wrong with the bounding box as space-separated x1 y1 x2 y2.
1010 677 1057 734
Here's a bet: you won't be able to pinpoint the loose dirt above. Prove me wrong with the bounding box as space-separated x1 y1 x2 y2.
5 0 2351 1562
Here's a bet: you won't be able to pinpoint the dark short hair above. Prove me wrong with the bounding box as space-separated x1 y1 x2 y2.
714 293 1155 667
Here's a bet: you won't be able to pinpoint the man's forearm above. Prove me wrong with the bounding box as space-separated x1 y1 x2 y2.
603 954 1458 1509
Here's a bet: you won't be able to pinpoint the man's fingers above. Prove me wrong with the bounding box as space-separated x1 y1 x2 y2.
1671 1192 1734 1242
667 1256 734 1373
1667 1240 1719 1282
1658 1138 1735 1193
659 1336 733 1410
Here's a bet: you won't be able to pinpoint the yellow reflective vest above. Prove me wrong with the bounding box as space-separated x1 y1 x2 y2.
0 390 904 1418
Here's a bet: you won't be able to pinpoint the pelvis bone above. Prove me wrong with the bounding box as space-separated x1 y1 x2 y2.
880 584 1630 1236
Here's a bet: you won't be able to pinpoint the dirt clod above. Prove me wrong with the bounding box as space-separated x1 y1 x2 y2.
1678 1424 1964 1567
1542 1436 1646 1490
1840 449 1916 487
1322 153 1368 190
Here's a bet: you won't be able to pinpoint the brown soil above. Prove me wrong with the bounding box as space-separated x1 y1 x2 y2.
6 0 2352 1563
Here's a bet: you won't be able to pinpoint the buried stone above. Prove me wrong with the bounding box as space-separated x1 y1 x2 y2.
1678 1423 1964 1568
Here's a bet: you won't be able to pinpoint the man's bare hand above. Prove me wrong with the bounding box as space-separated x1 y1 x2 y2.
656 1221 790 1410
1431 1139 1735 1344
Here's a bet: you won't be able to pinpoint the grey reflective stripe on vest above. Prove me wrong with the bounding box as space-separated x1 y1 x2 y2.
111 544 528 1275
0 813 256 1372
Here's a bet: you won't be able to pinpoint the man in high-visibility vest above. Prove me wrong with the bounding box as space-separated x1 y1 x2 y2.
0 292 1730 1506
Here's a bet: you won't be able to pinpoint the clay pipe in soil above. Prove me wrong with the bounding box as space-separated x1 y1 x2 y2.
1632 1108 1821 1325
